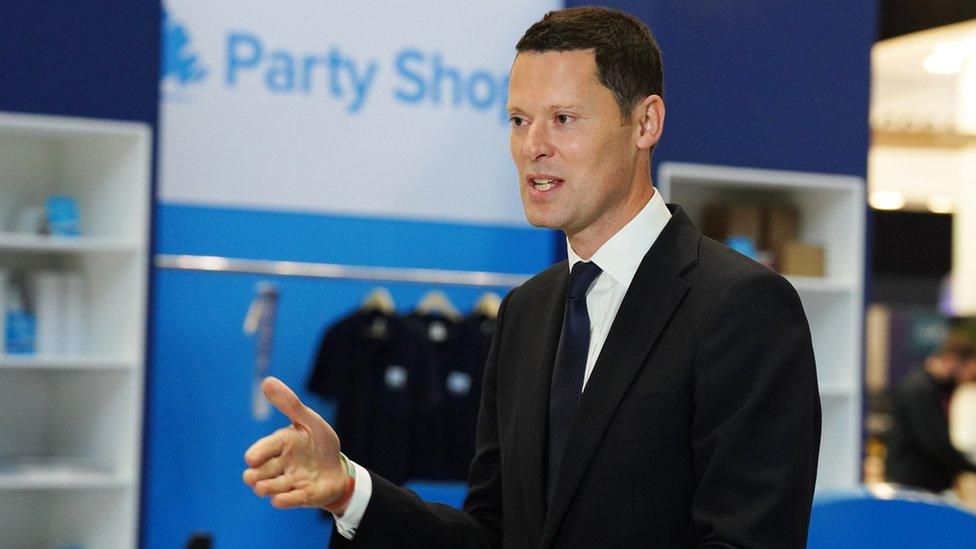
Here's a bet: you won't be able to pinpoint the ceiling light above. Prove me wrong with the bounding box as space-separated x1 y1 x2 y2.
869 190 906 210
924 37 976 75
935 41 970 58
927 194 955 214
925 52 964 75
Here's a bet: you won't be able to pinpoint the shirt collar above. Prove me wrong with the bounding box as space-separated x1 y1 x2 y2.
566 188 672 288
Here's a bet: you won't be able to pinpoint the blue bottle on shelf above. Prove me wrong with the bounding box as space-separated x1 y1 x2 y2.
5 285 36 355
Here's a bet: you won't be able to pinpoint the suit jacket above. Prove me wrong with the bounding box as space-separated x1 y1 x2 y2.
336 206 822 548
886 367 976 492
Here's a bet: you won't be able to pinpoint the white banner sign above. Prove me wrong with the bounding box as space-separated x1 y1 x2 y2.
159 1 558 225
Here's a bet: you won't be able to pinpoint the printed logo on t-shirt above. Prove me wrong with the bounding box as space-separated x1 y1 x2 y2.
368 317 389 339
384 364 408 390
446 371 472 397
428 321 448 342
480 319 494 335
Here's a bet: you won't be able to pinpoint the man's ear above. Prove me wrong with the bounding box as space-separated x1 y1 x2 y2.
635 95 665 151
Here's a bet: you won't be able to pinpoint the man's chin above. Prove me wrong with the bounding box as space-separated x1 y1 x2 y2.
522 211 563 231
526 219 556 229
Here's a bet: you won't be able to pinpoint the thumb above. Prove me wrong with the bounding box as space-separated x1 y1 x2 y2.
262 376 313 426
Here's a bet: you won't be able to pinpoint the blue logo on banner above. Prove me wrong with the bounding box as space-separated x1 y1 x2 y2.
162 9 207 85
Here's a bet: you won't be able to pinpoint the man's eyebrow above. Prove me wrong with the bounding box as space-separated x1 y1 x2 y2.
506 104 584 112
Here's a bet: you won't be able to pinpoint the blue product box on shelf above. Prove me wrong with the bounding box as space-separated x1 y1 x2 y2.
46 195 81 237
5 309 35 354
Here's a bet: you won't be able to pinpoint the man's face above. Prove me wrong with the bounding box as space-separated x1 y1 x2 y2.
507 50 643 238
943 353 976 384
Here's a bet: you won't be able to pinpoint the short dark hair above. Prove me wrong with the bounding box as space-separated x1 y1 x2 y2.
515 6 664 118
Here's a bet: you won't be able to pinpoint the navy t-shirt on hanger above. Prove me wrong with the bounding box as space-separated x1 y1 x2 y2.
406 311 494 481
307 309 440 484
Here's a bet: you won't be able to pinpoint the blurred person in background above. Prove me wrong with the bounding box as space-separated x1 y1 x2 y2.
886 337 976 493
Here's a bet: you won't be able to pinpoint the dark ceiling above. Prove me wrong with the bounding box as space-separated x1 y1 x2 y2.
881 0 976 40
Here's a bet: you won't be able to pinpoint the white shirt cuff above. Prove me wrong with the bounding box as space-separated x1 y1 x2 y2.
333 460 373 540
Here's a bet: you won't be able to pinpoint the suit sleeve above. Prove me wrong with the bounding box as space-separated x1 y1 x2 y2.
690 270 821 549
332 292 512 548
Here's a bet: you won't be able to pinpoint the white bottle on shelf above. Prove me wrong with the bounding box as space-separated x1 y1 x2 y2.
62 271 85 355
31 270 63 356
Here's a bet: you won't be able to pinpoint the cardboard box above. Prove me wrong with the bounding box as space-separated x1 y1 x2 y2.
703 204 762 243
763 205 800 251
778 241 825 277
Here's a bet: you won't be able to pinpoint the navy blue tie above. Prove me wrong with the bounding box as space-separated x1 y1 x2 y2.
547 260 602 502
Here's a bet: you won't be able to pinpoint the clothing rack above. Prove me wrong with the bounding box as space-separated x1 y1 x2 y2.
153 254 533 288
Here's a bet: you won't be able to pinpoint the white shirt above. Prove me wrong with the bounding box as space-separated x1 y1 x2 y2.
567 189 672 390
951 382 976 464
335 188 672 539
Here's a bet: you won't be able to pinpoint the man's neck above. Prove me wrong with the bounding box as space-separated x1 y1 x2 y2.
567 185 655 260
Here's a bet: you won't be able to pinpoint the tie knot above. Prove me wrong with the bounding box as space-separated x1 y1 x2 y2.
568 261 602 299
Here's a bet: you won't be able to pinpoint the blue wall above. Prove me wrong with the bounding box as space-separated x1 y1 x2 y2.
0 2 160 123
571 0 875 178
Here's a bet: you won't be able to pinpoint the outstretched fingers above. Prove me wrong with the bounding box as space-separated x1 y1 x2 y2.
271 489 312 509
244 427 290 468
253 473 295 498
242 455 285 486
243 377 342 511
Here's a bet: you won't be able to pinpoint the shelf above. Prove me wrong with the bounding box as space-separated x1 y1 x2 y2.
0 232 141 254
0 356 134 371
659 162 863 194
0 112 146 140
820 384 858 398
786 276 857 294
0 110 148 549
0 470 129 490
660 161 865 492
0 457 127 491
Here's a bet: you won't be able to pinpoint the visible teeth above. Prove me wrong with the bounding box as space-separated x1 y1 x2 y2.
532 178 556 191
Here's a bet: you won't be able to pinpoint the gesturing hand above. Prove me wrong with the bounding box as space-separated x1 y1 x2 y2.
242 376 351 513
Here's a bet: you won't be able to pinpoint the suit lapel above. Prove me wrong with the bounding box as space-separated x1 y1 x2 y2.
540 206 701 547
516 269 567 544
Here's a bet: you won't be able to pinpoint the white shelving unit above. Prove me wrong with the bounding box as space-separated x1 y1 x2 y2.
658 162 865 491
0 112 150 549
0 232 140 253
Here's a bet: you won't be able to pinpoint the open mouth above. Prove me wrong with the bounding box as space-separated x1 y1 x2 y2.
528 175 564 193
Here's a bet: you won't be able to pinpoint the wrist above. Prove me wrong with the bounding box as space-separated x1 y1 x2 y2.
323 452 356 515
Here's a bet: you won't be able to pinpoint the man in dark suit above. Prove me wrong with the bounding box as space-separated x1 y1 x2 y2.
886 337 976 493
243 6 821 547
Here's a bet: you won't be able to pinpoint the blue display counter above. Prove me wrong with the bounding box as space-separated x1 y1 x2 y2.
810 486 976 548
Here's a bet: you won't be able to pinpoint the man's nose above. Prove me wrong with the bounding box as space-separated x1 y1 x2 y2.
522 122 554 161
